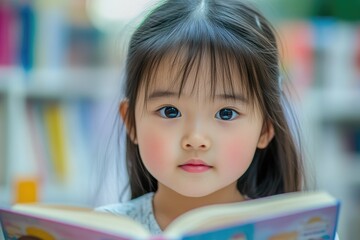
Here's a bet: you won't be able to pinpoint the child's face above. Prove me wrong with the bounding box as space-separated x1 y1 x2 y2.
127 56 273 198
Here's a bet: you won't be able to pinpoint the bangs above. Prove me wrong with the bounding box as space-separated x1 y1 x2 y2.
134 19 264 110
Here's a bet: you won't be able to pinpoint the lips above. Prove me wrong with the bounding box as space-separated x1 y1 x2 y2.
179 159 213 173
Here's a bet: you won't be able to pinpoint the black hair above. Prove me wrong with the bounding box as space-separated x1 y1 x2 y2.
119 0 305 200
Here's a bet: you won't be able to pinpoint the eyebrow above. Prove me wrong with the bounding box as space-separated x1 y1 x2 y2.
148 90 248 103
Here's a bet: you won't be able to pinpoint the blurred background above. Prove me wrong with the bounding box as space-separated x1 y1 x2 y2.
0 0 359 239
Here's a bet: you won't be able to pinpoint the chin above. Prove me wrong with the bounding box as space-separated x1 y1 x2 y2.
174 188 218 198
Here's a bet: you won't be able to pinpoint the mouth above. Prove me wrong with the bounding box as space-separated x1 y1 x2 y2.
179 159 213 173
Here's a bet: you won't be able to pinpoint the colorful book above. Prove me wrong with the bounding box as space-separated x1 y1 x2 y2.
0 191 339 240
0 2 17 66
18 1 36 72
43 103 69 183
0 100 6 186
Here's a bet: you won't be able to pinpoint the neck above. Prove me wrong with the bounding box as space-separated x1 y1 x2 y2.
152 183 245 230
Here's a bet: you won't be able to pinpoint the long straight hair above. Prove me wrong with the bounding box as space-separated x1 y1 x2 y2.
122 0 306 199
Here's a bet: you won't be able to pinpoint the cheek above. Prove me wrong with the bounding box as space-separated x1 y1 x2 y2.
139 133 164 165
224 142 243 162
137 126 173 170
220 135 257 168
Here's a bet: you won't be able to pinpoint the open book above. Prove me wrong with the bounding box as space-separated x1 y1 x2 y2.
0 191 340 240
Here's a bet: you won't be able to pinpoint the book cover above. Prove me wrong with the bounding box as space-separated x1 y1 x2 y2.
0 191 340 240
0 208 135 240
181 205 338 240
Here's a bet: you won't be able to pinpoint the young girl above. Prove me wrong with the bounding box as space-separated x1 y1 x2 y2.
97 0 307 235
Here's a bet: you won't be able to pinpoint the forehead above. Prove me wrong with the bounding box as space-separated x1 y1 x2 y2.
142 50 247 99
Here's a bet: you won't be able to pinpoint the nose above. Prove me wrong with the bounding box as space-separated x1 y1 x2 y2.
181 133 211 151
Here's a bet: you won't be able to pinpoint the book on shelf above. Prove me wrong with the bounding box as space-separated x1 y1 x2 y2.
43 103 69 183
0 191 340 240
0 2 17 66
0 100 6 185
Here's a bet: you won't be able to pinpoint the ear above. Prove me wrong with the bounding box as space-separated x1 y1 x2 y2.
257 120 275 149
119 100 137 144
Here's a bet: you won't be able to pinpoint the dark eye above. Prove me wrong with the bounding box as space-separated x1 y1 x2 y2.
158 106 181 118
215 108 239 121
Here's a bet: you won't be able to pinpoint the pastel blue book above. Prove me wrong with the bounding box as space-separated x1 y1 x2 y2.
0 191 339 240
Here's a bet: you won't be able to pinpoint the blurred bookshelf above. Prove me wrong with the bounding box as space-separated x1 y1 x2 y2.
0 0 123 209
259 2 360 239
279 19 360 240
0 67 121 204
